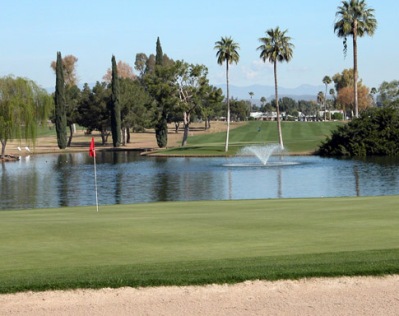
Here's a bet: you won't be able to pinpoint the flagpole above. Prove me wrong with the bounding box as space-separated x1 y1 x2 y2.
90 137 99 212
93 153 99 212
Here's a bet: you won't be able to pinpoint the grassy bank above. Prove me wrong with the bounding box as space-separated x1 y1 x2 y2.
156 121 343 156
1 196 398 293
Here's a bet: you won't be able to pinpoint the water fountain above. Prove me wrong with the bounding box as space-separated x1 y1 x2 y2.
239 144 282 165
225 143 299 167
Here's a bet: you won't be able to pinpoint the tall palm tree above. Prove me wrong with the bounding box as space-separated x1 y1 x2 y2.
334 0 377 118
322 75 332 120
248 91 254 117
214 36 240 152
257 27 294 150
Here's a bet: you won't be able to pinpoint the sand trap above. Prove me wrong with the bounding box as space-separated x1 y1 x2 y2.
1 275 398 315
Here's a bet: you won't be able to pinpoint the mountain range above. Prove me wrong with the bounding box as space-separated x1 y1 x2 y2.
216 84 325 103
46 83 325 103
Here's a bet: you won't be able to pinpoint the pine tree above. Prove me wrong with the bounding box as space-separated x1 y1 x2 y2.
54 51 68 149
110 55 121 147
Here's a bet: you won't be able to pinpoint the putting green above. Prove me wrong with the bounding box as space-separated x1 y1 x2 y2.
1 196 399 293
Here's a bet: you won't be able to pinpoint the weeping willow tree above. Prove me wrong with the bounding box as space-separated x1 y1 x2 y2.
0 76 53 158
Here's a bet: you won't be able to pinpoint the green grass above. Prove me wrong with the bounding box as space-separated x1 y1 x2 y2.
159 121 342 156
36 124 57 137
1 196 399 293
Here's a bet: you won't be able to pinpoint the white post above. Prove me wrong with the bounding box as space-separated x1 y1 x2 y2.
93 154 99 212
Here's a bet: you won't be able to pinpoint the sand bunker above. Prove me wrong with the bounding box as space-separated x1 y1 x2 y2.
1 275 398 315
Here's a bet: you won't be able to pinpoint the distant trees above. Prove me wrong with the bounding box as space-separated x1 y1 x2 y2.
119 78 152 144
202 86 224 130
103 60 136 83
378 80 399 107
258 27 294 149
334 0 377 118
332 68 372 116
76 82 111 145
337 85 371 112
229 99 250 121
50 54 79 87
214 36 240 152
175 61 209 146
0 76 52 157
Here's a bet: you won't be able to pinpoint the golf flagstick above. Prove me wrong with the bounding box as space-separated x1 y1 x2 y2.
89 137 99 212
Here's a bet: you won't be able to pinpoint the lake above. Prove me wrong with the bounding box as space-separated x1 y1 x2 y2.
1 151 399 210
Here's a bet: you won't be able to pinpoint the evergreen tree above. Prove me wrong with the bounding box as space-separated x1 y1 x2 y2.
154 37 168 147
155 114 168 148
155 37 163 66
54 51 68 149
110 55 121 147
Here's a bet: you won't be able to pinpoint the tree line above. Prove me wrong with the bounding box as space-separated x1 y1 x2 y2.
1 1 390 158
52 38 226 150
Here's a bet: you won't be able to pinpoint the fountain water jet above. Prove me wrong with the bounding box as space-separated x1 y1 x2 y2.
238 144 283 165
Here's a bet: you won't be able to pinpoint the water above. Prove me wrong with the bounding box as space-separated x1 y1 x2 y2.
238 144 282 165
1 151 399 210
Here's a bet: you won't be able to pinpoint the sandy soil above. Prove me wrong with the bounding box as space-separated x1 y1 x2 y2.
4 121 237 157
1 275 398 315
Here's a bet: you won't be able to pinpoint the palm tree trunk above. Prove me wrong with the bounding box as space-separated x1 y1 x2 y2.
353 22 359 118
274 62 284 149
324 84 328 121
225 62 230 152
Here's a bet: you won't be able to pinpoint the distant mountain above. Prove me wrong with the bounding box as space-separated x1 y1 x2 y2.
216 84 325 102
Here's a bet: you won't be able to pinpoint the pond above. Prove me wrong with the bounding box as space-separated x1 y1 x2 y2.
1 151 399 210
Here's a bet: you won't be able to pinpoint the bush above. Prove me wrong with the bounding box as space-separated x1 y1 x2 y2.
331 112 343 120
318 107 399 156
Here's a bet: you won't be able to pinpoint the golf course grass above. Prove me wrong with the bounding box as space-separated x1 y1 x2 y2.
1 196 399 294
157 121 343 155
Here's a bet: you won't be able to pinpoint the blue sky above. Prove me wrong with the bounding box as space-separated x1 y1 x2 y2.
0 0 396 91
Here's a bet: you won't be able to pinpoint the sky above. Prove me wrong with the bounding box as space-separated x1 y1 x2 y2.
0 0 397 92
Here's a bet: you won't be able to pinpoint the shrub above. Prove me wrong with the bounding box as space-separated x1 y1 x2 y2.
318 107 399 156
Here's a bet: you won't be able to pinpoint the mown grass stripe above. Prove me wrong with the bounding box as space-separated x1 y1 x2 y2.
1 196 398 293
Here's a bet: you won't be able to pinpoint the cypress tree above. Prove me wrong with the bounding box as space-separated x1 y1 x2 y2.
155 110 168 148
110 55 121 147
155 37 163 66
154 37 168 147
54 51 68 149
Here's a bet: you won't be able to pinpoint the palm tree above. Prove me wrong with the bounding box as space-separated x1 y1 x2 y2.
257 27 294 150
214 36 240 152
334 0 377 118
248 91 254 117
322 76 332 120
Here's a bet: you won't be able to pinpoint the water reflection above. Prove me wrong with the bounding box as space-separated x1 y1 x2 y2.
1 152 399 210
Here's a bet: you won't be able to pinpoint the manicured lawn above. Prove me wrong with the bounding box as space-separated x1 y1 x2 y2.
158 121 343 155
1 196 398 293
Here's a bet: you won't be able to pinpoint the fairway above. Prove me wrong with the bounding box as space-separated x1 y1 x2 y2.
1 196 399 293
160 121 342 155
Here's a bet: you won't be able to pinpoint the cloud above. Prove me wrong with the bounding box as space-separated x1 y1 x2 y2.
229 59 274 85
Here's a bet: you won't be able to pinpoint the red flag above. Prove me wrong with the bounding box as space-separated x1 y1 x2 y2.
89 137 96 157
